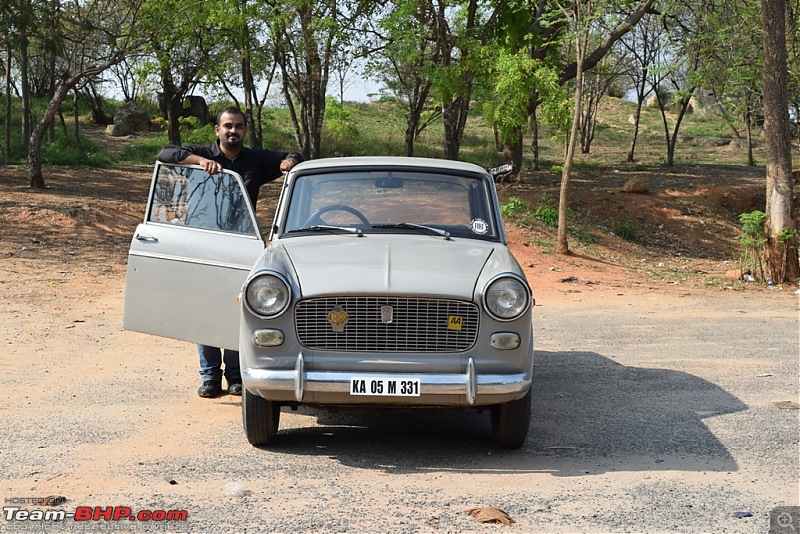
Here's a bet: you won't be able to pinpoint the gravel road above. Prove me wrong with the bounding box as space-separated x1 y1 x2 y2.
1 274 798 533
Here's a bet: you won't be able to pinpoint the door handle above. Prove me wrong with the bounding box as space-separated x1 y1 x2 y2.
135 234 159 243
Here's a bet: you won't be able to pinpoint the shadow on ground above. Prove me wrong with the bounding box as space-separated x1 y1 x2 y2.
257 350 745 476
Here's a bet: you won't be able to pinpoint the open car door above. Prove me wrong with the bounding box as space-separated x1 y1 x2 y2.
123 162 265 350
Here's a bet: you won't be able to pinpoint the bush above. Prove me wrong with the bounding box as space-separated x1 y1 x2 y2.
612 221 637 242
737 210 767 281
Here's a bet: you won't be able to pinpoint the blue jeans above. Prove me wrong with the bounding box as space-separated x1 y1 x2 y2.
197 345 240 384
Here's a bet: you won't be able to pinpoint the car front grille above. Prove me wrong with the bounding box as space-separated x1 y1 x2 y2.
295 297 479 352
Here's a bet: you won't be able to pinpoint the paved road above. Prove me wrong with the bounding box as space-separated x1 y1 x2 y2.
1 284 798 533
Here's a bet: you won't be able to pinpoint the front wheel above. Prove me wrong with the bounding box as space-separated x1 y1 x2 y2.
490 388 531 449
242 388 281 446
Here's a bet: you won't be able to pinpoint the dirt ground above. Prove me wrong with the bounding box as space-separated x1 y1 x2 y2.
0 156 791 300
1 157 798 531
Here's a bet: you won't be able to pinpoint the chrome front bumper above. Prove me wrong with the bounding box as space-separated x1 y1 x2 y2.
242 352 530 405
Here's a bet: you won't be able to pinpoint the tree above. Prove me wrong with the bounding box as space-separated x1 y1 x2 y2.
487 0 658 172
619 12 661 162
647 0 705 166
761 0 799 282
268 0 375 160
366 0 441 157
578 44 627 153
138 0 216 146
28 0 145 188
203 0 277 148
434 0 480 161
787 0 800 141
692 0 763 166
545 0 657 255
556 0 590 256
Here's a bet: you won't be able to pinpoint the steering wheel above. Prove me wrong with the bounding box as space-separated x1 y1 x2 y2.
306 204 370 226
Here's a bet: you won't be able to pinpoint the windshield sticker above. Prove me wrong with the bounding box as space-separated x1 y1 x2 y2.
470 218 489 235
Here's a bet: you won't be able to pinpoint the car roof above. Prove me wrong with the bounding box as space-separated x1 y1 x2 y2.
290 156 491 176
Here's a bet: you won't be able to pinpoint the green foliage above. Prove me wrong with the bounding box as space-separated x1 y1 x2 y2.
501 193 568 229
777 226 797 246
611 221 637 242
568 225 599 244
480 51 570 143
533 194 560 228
500 197 530 219
178 117 215 145
324 97 359 153
736 210 767 282
41 136 113 167
119 134 169 164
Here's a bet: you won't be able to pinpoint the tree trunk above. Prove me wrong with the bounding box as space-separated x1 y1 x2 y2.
47 49 56 144
84 82 112 125
404 84 431 157
20 36 31 145
4 42 11 162
29 79 75 188
628 99 643 162
310 89 326 159
761 0 799 282
73 90 84 152
404 123 416 157
557 29 586 255
442 94 470 160
745 106 754 166
628 64 648 163
530 105 540 171
502 137 523 174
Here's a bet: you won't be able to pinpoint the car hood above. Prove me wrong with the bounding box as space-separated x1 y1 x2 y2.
278 235 497 299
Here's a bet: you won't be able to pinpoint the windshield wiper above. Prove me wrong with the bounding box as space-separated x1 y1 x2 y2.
371 222 451 240
286 225 364 236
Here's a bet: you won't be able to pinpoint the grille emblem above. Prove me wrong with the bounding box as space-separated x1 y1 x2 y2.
327 307 349 332
380 306 394 324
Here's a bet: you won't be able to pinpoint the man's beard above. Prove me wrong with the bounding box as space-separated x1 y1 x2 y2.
221 135 242 149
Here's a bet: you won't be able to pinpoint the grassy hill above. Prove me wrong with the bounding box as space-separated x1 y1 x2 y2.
7 95 795 171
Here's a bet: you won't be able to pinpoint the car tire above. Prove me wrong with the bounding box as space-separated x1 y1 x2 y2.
490 388 531 449
242 388 281 446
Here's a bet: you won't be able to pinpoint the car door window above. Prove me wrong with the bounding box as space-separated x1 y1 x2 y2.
149 164 256 235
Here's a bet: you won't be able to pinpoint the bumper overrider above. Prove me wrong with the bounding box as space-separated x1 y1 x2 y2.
243 352 532 407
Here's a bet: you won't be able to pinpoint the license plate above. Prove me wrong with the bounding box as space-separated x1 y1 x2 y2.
350 377 420 397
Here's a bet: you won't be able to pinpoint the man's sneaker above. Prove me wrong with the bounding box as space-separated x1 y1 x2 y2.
228 383 243 396
197 380 222 398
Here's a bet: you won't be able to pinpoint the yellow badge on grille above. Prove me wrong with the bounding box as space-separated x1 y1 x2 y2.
447 315 463 331
328 307 349 332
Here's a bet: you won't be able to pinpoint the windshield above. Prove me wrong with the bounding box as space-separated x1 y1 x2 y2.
281 170 499 240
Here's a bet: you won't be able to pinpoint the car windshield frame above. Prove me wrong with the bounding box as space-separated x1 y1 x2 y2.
277 169 501 242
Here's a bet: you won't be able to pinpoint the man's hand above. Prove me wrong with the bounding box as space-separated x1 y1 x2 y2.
198 158 223 174
178 155 222 174
280 157 299 173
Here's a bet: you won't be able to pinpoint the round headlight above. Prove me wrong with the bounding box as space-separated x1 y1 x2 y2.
484 276 530 321
245 274 290 318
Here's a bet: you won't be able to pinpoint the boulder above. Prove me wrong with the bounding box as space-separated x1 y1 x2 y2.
184 95 211 125
110 102 150 137
621 178 649 194
106 123 130 136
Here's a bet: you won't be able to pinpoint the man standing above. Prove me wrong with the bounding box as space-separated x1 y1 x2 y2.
158 106 303 398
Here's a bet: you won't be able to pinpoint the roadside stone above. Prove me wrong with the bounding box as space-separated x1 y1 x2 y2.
621 178 649 193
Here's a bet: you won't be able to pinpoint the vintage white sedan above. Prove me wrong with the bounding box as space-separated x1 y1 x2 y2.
124 157 534 448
